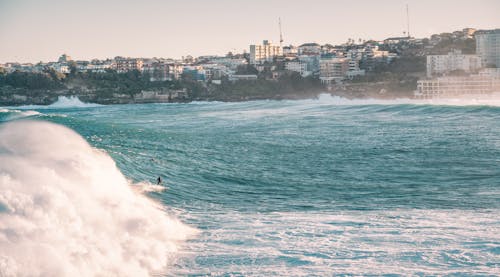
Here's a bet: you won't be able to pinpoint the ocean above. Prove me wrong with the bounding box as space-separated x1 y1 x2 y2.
0 95 499 276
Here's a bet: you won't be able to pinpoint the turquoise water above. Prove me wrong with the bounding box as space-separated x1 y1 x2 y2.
1 96 500 275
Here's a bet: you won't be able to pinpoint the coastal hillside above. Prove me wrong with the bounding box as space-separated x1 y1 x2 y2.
0 28 486 105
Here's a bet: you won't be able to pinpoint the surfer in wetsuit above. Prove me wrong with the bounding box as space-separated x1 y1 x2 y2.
157 176 162 186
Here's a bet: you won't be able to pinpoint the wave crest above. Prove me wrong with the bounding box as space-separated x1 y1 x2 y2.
0 120 196 277
48 96 101 108
314 93 500 106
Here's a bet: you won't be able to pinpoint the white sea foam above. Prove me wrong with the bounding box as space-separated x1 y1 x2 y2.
0 109 42 121
0 120 196 277
48 96 101 108
12 96 101 110
133 182 168 193
178 209 500 275
199 93 500 120
313 93 500 107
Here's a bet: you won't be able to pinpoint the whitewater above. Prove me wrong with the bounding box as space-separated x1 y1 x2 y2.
1 95 499 276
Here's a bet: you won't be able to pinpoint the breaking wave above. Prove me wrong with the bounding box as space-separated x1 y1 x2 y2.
47 96 102 108
9 96 102 110
0 109 42 122
312 93 500 107
0 120 196 277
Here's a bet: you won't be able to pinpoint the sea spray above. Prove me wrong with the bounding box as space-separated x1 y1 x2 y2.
47 96 102 108
0 120 196 277
8 96 102 110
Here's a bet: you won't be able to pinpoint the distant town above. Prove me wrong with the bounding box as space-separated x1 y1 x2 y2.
0 28 499 105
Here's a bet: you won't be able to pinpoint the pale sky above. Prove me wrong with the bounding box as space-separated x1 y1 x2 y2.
1 0 499 63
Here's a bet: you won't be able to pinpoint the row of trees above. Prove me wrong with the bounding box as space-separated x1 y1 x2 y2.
0 69 188 93
0 70 64 90
0 62 326 101
206 72 323 101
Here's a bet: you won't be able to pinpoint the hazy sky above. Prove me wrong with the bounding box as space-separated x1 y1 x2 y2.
1 0 499 63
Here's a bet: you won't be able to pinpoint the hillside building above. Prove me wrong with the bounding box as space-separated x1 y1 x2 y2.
426 50 482 77
475 29 500 68
249 40 282 64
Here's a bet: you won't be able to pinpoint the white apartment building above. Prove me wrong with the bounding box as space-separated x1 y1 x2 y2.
416 68 500 98
346 59 365 79
249 40 282 64
285 61 310 77
475 29 500 68
426 50 482 78
319 56 349 84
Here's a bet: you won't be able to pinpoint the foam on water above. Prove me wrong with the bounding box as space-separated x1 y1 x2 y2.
312 93 500 107
14 96 101 110
195 94 500 121
2 97 500 275
0 120 196 277
177 210 500 275
48 96 102 108
0 109 42 121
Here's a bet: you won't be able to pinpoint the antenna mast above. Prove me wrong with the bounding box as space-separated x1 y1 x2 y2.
279 17 284 47
406 4 410 38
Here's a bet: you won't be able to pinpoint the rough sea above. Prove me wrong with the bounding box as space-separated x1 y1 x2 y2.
0 95 499 276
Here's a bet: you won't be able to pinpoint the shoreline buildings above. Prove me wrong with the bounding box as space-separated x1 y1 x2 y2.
2 27 499 99
416 68 500 98
426 50 482 78
416 28 500 98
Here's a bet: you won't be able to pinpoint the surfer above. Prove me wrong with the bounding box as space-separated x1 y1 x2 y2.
156 176 162 186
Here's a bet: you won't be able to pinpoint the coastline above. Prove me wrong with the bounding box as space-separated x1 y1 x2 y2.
0 85 416 106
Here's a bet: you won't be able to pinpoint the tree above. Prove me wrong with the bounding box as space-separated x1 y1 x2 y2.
236 64 258 75
45 68 66 81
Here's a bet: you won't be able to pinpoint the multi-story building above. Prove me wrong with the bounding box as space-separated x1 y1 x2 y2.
283 45 298 58
249 40 282 64
298 43 321 56
319 55 349 84
208 57 247 70
475 29 500 68
426 50 482 77
58 54 72 63
114 57 144 72
416 68 500 98
168 64 184 80
142 62 169 81
296 55 319 75
85 60 113 73
346 59 365 79
360 45 395 70
285 61 310 77
199 63 231 80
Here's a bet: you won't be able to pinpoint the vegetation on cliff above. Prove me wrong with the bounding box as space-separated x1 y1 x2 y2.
0 69 324 105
